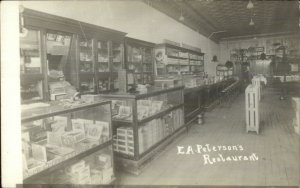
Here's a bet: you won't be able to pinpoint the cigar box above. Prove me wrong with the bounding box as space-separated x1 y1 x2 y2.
61 131 85 147
97 153 112 169
102 167 113 183
31 140 55 162
68 160 86 173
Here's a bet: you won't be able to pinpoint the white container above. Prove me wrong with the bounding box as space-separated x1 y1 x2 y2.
245 84 260 134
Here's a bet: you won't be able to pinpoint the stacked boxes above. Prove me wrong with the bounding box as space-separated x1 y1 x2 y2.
66 154 114 185
66 160 91 184
91 153 114 184
245 84 260 134
114 127 134 156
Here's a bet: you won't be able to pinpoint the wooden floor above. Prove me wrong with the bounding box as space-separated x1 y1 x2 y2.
116 87 299 186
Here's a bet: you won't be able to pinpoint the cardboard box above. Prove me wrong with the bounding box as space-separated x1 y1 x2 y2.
69 160 86 173
61 131 85 147
102 167 114 183
97 154 112 169
31 140 56 162
47 131 63 146
91 169 103 184
86 123 103 140
27 126 47 142
50 93 67 101
76 138 100 150
72 119 86 133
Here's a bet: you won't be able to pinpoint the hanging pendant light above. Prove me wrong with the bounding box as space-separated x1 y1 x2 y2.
249 18 255 26
247 0 254 9
179 7 184 21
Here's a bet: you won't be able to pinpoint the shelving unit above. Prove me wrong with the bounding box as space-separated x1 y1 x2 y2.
75 34 126 94
99 86 185 174
125 37 155 85
20 28 46 103
22 8 127 100
21 101 115 184
154 42 204 76
216 64 233 80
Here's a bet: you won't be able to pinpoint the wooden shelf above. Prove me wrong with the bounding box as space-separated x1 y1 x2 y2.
167 55 188 60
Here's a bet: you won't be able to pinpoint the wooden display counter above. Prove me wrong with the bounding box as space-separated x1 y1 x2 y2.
99 86 185 175
184 79 238 126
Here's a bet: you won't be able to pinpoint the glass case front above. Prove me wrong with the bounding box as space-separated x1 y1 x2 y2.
79 38 94 73
138 108 183 154
96 40 109 73
112 42 122 72
20 29 42 74
21 102 112 181
20 29 44 103
137 89 182 121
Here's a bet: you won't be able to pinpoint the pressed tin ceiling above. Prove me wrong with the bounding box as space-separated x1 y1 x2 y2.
146 0 300 42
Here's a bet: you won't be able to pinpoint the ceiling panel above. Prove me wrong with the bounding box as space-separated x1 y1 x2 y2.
146 0 299 42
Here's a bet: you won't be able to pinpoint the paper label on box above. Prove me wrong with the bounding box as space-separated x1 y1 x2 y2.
86 124 103 140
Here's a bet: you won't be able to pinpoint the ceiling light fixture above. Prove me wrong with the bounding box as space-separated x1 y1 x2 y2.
249 18 255 26
247 0 254 9
179 7 184 21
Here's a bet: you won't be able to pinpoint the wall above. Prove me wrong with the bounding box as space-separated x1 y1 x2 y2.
20 1 220 75
219 34 300 64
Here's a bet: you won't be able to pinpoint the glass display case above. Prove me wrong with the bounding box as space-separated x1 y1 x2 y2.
20 28 44 103
125 37 155 85
76 37 125 94
78 37 95 94
112 42 123 72
21 101 115 184
21 8 127 102
96 40 109 73
99 86 184 174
